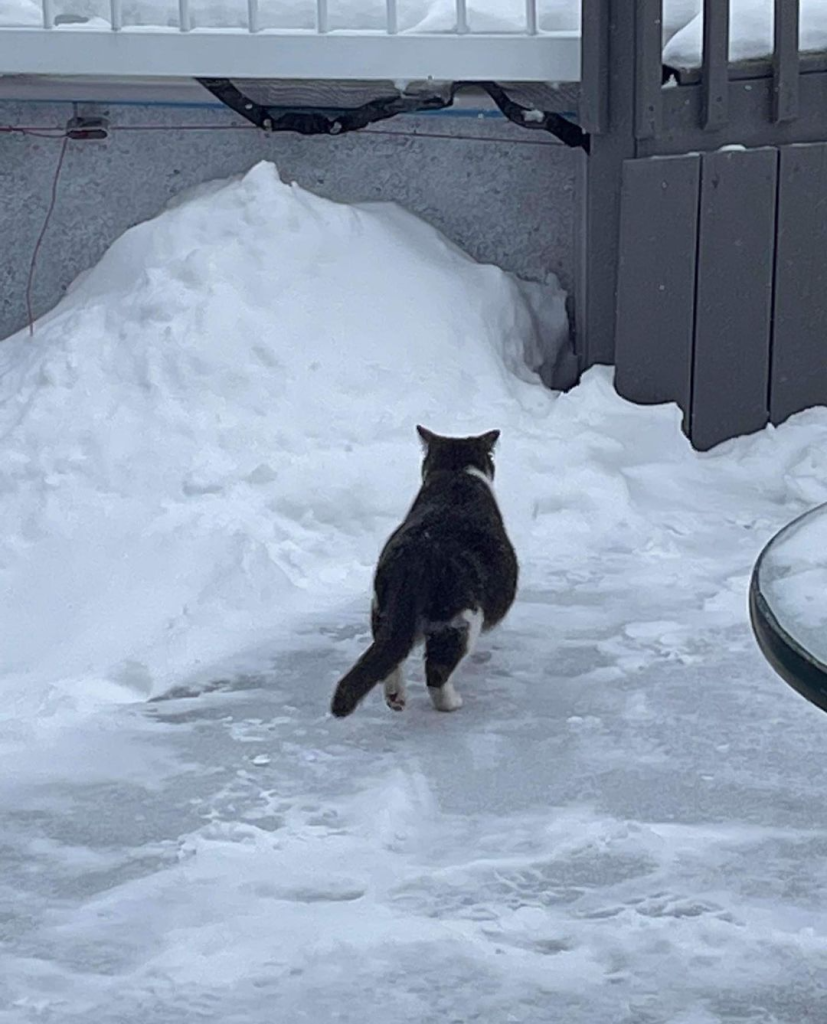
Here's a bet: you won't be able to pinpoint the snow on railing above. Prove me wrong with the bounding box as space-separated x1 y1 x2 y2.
1 0 581 81
31 0 542 36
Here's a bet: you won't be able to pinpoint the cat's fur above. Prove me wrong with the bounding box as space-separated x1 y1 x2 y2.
330 426 518 718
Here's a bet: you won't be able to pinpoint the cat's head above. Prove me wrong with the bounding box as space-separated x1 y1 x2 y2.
416 425 500 482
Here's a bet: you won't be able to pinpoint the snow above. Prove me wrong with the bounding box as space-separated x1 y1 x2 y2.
760 505 827 665
6 0 827 69
0 161 568 717
2 161 827 1022
3 0 578 32
5 0 827 69
664 0 827 68
0 0 697 34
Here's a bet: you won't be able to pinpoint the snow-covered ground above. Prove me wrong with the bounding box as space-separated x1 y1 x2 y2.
4 0 827 67
2 163 827 1022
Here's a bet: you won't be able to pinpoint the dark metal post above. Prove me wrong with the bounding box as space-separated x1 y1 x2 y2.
577 0 638 367
580 0 609 135
773 0 800 123
702 0 730 130
635 0 664 140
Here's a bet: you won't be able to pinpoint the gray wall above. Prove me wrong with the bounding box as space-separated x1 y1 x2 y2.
0 97 580 342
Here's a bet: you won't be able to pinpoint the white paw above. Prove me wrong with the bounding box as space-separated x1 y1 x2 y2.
384 669 406 712
385 689 406 712
429 683 463 712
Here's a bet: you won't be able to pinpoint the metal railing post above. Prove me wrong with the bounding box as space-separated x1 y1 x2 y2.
773 0 801 123
702 0 730 130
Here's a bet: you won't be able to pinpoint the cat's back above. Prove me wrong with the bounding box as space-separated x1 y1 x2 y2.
379 470 516 591
397 470 505 538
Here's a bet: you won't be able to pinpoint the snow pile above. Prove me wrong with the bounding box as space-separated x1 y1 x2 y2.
4 157 827 729
3 160 827 1022
0 160 567 718
760 505 827 663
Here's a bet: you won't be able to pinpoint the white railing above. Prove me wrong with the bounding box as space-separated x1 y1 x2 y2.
0 0 581 81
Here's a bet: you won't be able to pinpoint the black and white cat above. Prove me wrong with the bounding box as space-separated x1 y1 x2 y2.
330 426 518 718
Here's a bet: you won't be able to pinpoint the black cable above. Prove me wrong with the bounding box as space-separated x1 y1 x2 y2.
196 78 589 151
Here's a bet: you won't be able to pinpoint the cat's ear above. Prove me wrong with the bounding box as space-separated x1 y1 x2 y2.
416 425 436 448
479 429 500 450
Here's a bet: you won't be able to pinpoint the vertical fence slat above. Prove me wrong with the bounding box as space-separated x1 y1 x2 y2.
615 154 700 419
635 0 663 140
109 0 122 30
41 0 53 28
525 0 537 36
316 0 328 33
385 0 397 35
578 0 638 366
455 0 468 35
771 143 827 425
580 0 609 135
178 0 191 31
702 0 730 130
247 0 258 32
691 149 777 450
773 0 800 123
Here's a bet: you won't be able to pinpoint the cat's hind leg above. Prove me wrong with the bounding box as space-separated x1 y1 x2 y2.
424 609 482 712
383 665 406 712
372 593 407 712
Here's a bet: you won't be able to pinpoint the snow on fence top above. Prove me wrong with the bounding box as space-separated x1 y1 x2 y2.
0 0 581 81
1 1 825 88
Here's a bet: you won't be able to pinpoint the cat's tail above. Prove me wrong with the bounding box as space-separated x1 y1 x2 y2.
330 586 418 718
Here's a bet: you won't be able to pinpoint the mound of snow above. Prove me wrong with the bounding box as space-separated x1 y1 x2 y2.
5 156 827 741
0 161 567 715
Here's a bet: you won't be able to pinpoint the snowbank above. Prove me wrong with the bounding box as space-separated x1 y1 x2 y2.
0 161 567 717
4 157 827 740
4 155 827 1024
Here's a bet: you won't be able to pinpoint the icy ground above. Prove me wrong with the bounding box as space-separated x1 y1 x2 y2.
2 163 827 1022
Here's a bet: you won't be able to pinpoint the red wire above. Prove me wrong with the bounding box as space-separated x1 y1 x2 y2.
1 122 557 146
0 126 68 138
1 124 257 135
9 114 555 339
26 135 69 338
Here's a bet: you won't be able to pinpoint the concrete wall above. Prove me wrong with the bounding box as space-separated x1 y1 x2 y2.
0 95 580 341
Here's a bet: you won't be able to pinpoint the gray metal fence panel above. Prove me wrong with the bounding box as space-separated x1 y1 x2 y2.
773 0 801 123
614 154 700 419
634 0 663 141
691 148 777 450
578 0 638 367
702 0 730 131
642 72 827 158
771 142 827 425
580 0 610 135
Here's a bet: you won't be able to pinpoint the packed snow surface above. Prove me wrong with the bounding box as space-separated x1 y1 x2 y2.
760 505 827 665
1 162 827 1023
4 0 827 65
